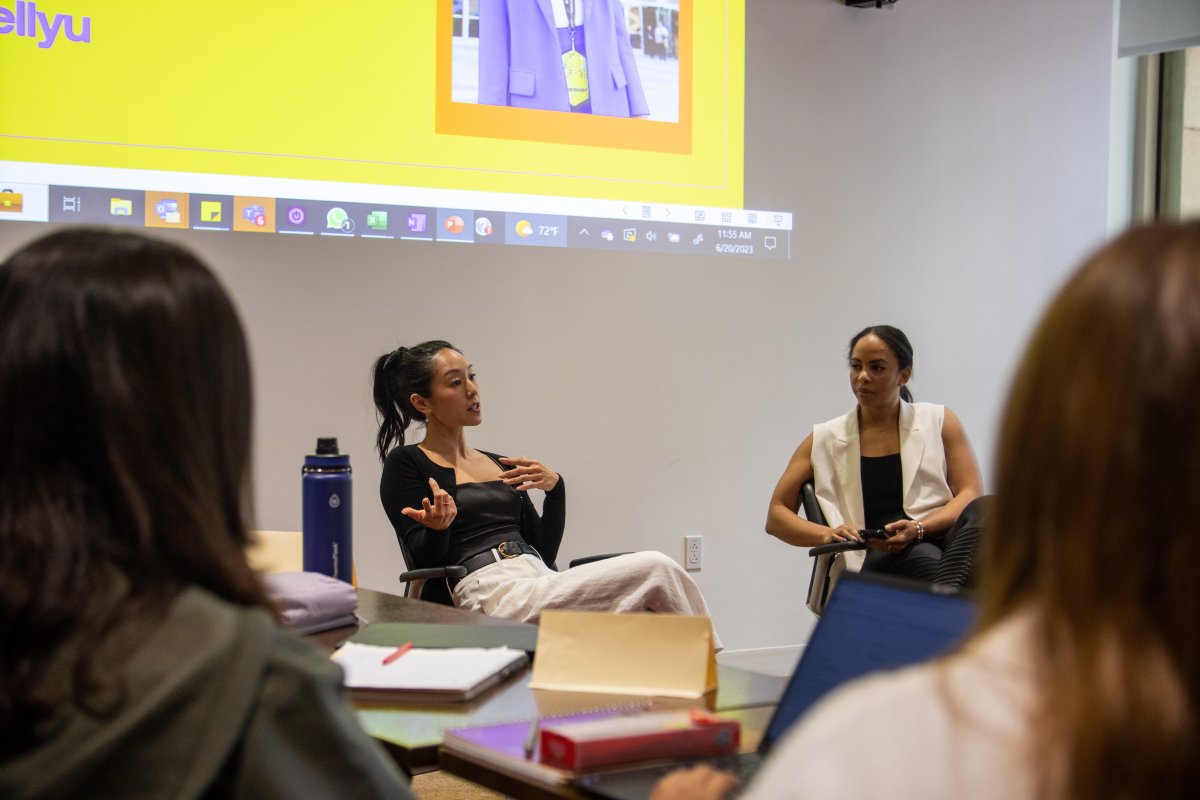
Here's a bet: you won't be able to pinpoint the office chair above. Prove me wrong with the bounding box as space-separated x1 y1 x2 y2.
803 482 986 613
398 539 629 607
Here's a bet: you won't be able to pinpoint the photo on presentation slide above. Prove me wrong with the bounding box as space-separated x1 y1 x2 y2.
451 0 681 123
437 0 695 156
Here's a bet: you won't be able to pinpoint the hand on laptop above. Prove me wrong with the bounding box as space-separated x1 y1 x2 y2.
650 764 739 800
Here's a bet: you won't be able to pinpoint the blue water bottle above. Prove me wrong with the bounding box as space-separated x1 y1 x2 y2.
302 437 353 581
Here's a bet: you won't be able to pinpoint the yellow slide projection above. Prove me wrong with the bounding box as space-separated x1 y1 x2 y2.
0 0 745 207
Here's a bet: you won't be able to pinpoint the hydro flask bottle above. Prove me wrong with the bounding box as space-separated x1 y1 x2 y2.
302 437 352 581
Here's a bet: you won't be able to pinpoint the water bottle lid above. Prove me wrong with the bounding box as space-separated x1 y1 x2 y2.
305 437 350 470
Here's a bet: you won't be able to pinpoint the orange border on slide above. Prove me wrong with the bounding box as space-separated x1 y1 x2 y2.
436 0 693 154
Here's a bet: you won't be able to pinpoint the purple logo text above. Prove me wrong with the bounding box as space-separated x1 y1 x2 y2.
0 2 92 49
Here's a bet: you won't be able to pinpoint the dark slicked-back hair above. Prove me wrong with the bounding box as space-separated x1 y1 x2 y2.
848 325 914 402
0 229 269 753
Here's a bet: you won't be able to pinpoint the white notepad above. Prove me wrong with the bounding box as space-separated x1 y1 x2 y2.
332 643 527 702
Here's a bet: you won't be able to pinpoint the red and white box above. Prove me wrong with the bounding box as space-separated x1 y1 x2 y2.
538 708 740 771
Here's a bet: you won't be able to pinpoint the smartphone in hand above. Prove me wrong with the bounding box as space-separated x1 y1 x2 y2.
858 529 891 540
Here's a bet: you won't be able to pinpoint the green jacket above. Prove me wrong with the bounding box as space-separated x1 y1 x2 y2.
0 586 414 799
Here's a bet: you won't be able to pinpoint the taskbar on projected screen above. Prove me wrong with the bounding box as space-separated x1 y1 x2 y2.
0 184 792 262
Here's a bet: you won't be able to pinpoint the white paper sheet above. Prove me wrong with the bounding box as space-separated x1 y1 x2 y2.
332 643 526 692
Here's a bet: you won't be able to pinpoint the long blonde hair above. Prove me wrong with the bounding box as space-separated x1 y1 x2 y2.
980 222 1200 797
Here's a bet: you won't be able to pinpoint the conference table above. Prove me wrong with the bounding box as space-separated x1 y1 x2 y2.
312 588 786 797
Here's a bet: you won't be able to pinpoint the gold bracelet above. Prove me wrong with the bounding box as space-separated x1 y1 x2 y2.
915 521 925 542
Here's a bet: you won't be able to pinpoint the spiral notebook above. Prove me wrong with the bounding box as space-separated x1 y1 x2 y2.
572 572 978 799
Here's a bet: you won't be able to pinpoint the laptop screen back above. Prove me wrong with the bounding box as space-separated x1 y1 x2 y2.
760 572 977 752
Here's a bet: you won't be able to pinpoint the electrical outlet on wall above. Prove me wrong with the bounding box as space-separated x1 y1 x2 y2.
685 535 702 571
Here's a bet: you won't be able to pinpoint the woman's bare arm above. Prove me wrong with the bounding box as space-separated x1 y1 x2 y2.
765 434 860 547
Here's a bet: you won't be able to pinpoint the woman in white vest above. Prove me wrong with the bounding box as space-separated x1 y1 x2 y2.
765 325 985 583
656 222 1200 800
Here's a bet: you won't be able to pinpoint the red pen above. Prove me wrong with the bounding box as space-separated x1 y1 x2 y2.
382 641 413 665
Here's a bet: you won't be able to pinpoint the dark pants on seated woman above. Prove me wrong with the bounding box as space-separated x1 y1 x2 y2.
863 496 990 587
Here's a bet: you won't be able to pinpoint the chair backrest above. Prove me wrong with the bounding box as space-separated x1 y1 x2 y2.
395 535 456 605
800 480 827 526
395 535 421 598
247 530 303 573
932 495 989 589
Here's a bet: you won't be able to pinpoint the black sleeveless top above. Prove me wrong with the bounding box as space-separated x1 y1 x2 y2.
860 453 906 529
451 481 526 563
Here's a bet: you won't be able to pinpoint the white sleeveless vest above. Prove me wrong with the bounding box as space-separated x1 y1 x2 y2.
810 401 952 572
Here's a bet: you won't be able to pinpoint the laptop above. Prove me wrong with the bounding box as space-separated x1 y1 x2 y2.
571 571 978 799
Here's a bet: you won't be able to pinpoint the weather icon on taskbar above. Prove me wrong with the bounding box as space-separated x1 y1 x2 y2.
515 219 533 238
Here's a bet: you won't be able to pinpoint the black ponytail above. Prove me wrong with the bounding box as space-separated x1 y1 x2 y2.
372 340 460 461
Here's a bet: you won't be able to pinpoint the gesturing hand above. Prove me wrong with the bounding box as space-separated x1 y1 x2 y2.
498 456 560 492
401 477 457 530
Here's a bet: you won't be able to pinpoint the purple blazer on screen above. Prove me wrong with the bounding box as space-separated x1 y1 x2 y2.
478 0 650 117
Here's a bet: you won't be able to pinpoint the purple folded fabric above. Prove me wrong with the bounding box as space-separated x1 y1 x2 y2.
263 571 359 634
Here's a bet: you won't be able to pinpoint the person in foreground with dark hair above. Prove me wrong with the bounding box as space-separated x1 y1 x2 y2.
656 222 1200 799
765 325 985 584
0 229 414 799
372 341 717 640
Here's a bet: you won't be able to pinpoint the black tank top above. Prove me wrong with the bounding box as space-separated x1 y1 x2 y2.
860 453 907 529
451 481 526 563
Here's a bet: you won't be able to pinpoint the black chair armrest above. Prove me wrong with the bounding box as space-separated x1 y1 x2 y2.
809 541 867 557
398 565 467 583
567 552 631 568
397 565 465 603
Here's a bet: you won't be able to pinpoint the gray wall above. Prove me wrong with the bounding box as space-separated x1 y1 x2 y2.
0 0 1116 650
